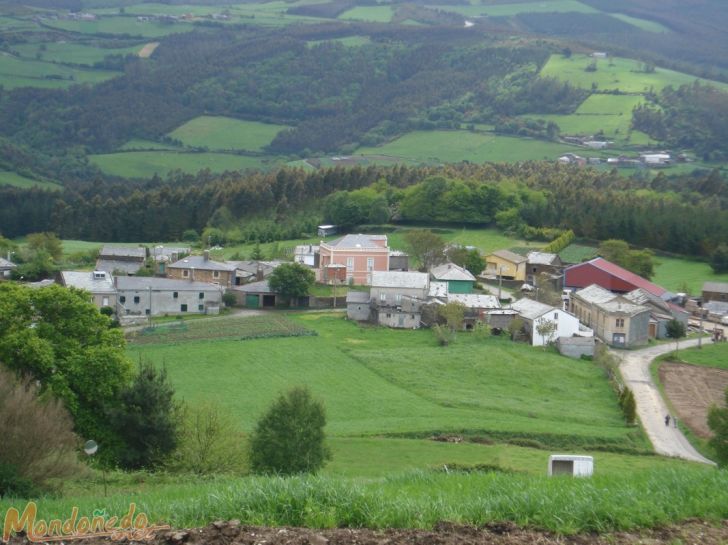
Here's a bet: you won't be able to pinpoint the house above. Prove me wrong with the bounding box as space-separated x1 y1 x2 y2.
230 260 279 285
229 279 281 308
556 336 596 359
388 250 409 271
317 225 338 237
95 246 147 276
168 251 236 287
624 288 689 339
526 251 564 285
318 234 390 285
346 291 371 321
430 263 476 293
570 284 650 348
558 153 586 166
375 296 423 329
149 246 189 275
0 257 16 279
511 297 582 346
484 249 527 281
564 257 668 298
115 276 221 317
448 293 501 329
703 282 728 303
294 245 319 267
640 153 671 166
60 270 117 309
370 271 429 305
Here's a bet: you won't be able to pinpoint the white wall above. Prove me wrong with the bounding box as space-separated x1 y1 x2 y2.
530 309 581 346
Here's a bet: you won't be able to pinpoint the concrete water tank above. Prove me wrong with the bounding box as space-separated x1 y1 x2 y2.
548 455 594 477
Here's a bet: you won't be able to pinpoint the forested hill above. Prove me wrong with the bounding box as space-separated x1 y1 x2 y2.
1 163 727 260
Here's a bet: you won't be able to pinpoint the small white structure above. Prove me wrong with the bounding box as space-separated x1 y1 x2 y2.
548 455 594 477
511 297 582 346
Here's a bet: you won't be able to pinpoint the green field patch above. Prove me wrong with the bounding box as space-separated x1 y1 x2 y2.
541 54 728 93
119 138 182 151
428 0 597 18
168 116 289 152
0 51 120 88
0 171 61 190
559 243 597 264
43 16 192 37
89 151 273 178
130 314 317 345
609 13 669 33
338 5 394 22
356 130 585 163
652 254 728 295
13 41 141 65
307 36 370 47
664 343 728 370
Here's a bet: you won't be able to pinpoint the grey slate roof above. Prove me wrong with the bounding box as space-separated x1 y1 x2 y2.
60 270 116 294
232 279 274 293
149 246 189 262
95 259 143 274
447 293 500 309
346 291 370 304
574 284 617 305
491 249 527 264
115 276 221 292
430 263 476 282
598 298 649 316
326 234 387 249
169 255 236 272
527 251 560 266
703 282 728 294
511 297 557 320
428 281 449 298
371 271 429 289
0 257 16 269
576 284 649 317
99 246 146 259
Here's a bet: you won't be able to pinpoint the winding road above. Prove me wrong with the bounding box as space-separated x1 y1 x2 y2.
614 338 716 465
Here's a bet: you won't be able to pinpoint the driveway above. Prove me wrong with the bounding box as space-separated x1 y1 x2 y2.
614 338 716 465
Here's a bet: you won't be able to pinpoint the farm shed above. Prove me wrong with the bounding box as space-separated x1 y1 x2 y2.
0 257 16 279
564 257 667 298
703 281 728 303
229 280 279 308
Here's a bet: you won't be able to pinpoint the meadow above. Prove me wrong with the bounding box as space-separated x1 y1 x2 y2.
338 6 394 23
356 131 584 164
0 52 120 89
43 16 193 37
13 41 143 65
168 116 289 152
540 54 728 93
609 13 670 33
432 0 597 18
664 343 728 370
89 151 274 178
0 171 62 190
651 254 728 294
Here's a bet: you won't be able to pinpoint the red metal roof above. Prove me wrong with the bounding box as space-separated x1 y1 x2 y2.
566 257 666 297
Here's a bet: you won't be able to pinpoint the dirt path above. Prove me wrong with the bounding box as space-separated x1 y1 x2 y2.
615 339 715 464
138 42 160 58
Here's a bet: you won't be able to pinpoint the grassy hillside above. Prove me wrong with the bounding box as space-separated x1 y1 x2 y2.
0 171 61 190
168 117 289 152
665 344 728 370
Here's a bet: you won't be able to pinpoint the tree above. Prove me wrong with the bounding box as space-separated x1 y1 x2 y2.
0 367 83 496
598 239 655 279
250 242 264 260
665 319 687 354
508 317 525 341
403 229 446 271
535 318 557 346
619 387 637 425
710 244 728 273
108 361 181 470
0 284 132 451
708 388 728 467
249 386 331 475
534 272 562 307
268 262 315 305
222 292 237 307
447 246 485 276
438 301 466 332
26 232 62 262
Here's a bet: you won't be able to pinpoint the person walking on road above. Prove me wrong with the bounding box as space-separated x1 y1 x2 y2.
665 414 671 427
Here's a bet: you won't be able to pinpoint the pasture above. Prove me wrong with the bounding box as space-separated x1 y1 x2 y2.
665 344 728 371
651 254 728 295
89 151 273 178
540 54 728 93
433 0 597 18
13 41 142 65
0 171 62 190
43 16 192 37
338 6 394 22
609 13 669 33
356 130 584 163
0 52 120 89
168 116 289 152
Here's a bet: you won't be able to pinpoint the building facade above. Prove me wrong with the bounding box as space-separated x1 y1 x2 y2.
484 250 527 281
115 276 222 316
167 252 236 288
318 234 390 285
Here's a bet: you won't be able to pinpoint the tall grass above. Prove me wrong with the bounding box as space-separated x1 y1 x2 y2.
4 468 727 534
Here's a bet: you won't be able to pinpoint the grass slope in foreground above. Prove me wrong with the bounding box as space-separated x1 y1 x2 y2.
168 116 288 152
128 313 644 450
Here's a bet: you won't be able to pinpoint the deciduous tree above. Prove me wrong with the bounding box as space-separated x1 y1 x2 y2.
404 229 446 271
268 262 315 305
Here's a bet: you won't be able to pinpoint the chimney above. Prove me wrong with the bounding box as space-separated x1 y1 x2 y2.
190 267 194 282
256 263 264 282
203 250 210 261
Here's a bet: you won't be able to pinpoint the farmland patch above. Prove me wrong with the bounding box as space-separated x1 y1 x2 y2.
167 116 289 152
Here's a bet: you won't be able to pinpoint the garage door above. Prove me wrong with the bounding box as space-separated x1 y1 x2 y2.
246 294 259 308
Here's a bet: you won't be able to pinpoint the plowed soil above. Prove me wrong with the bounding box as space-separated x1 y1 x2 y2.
7 520 728 545
660 362 728 438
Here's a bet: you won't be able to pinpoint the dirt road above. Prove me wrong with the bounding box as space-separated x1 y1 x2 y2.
615 339 715 465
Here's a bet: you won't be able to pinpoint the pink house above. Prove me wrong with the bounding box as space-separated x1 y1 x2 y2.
318 234 389 285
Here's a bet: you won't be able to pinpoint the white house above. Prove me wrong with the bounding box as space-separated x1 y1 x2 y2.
511 297 582 346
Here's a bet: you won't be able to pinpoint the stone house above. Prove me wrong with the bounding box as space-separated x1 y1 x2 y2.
703 282 728 304
168 251 236 288
624 288 689 339
95 246 147 276
346 291 371 321
0 257 16 279
526 251 564 286
369 271 429 306
115 276 222 317
60 270 117 309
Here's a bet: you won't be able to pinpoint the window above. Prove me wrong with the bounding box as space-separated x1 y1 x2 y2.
386 313 391 318
198 304 204 311
181 304 188 312
145 309 150 315
380 292 386 302
120 296 126 304
173 291 178 299
616 318 625 328
367 257 374 271
213 271 220 279
133 296 140 304
199 292 205 299
183 270 189 278
346 257 354 271
102 297 109 307
395 294 401 303
553 312 558 320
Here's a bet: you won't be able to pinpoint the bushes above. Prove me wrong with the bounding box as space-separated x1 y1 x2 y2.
543 230 575 254
0 367 84 496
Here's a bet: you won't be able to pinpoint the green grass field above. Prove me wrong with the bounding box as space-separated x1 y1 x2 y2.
664 343 728 370
0 52 120 89
609 13 669 33
559 243 597 264
540 54 728 93
13 42 142 66
431 0 597 18
652 255 728 295
168 116 289 152
307 36 370 47
89 151 274 178
119 138 182 151
0 171 62 190
128 314 643 450
356 131 584 163
43 16 192 37
338 6 394 22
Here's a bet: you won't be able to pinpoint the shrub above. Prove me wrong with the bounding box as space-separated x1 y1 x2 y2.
222 292 237 307
249 386 331 475
0 367 84 495
708 388 728 467
542 230 575 254
619 388 637 425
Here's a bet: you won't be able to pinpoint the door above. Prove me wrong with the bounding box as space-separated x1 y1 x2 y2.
648 322 657 338
246 294 259 308
612 333 626 346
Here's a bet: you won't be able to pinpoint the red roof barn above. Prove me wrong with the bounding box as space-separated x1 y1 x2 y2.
564 257 667 298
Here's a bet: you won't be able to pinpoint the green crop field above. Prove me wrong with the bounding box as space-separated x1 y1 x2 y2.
338 6 395 22
128 314 644 451
431 0 597 18
666 343 728 370
0 52 120 89
559 243 597 264
540 54 728 93
356 131 584 164
89 151 275 178
13 42 142 65
43 16 193 37
168 116 289 152
609 13 670 33
0 171 62 190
